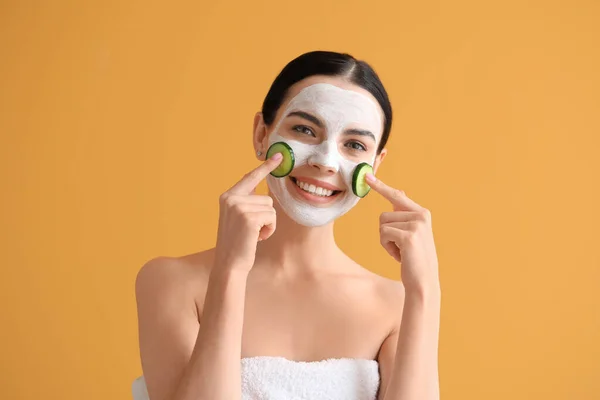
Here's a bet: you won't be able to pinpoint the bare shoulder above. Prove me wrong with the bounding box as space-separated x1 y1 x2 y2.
134 251 216 400
135 249 217 319
374 273 405 307
347 262 406 329
347 260 405 302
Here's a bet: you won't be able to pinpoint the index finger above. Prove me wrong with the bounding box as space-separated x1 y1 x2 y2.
365 173 423 211
229 153 284 194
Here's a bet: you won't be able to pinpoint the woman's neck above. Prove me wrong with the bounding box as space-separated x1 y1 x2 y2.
253 210 343 278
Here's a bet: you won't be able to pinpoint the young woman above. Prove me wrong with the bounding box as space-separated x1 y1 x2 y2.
133 51 441 400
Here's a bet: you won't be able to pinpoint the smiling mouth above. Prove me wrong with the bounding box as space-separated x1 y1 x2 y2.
289 176 343 198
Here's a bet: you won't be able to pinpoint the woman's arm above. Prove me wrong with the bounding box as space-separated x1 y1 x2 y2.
136 257 249 400
382 286 441 400
173 266 249 400
137 155 281 400
365 173 441 400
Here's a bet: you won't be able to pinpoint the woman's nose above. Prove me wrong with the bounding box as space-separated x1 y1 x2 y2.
309 159 338 175
307 142 340 175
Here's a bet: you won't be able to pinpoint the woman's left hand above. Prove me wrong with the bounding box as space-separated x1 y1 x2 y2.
366 173 440 294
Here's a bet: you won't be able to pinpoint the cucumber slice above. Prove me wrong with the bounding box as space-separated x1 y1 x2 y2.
266 141 295 177
352 162 373 198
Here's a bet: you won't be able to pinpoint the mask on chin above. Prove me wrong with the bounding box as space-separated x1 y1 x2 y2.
265 83 382 227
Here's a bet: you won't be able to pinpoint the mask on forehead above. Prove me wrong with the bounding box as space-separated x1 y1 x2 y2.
266 83 383 227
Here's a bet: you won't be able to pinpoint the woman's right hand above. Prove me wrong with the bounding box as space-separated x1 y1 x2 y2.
213 152 283 274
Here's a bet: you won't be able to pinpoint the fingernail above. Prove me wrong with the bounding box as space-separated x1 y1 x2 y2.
272 153 283 161
366 173 376 183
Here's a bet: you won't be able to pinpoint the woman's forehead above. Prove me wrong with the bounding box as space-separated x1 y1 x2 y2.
276 78 384 135
284 75 374 101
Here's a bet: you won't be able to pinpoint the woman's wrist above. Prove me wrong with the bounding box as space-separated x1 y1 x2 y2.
210 264 251 283
404 283 441 304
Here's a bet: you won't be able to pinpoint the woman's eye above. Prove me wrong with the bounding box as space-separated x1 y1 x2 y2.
292 125 316 137
345 141 367 152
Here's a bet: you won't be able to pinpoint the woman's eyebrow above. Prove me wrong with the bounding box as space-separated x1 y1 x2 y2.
286 111 376 142
286 111 323 128
343 128 376 142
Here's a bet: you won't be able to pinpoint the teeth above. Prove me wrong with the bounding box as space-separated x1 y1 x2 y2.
294 179 335 197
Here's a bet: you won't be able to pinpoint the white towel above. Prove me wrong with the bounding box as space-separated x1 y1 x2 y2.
241 356 380 400
132 356 380 400
132 375 149 400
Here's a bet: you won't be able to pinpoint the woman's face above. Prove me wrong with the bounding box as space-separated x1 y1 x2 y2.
255 75 387 227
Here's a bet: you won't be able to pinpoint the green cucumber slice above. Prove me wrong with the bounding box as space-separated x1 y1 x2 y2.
352 162 373 198
266 142 295 177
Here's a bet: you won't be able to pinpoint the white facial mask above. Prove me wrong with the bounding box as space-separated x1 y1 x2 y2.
266 83 383 227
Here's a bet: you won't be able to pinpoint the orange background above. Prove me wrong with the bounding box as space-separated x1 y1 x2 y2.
1 1 599 399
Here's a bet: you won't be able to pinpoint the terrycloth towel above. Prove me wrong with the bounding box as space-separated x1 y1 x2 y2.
132 356 380 400
132 375 149 400
241 356 380 400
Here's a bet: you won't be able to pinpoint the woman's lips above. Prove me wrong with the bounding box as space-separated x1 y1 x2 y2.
287 176 343 205
290 176 343 192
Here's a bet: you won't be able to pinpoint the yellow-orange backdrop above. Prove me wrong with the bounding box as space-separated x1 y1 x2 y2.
1 1 599 399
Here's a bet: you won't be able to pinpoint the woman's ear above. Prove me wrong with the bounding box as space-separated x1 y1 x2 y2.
373 148 387 174
253 112 269 160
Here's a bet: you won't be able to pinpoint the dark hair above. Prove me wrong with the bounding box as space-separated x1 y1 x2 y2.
261 51 393 154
